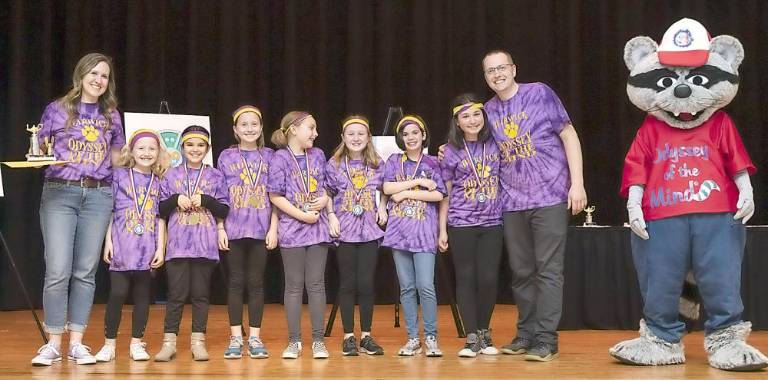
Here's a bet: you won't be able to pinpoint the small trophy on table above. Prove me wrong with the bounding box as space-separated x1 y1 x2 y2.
25 124 56 162
583 205 596 227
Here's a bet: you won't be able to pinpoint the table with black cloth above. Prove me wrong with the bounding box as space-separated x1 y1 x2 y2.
7 227 768 330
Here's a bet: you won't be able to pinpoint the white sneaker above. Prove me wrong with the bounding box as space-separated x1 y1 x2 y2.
312 341 329 359
479 330 500 355
68 343 97 365
129 342 150 361
95 344 116 362
31 343 62 366
424 335 443 357
281 341 302 359
398 338 422 356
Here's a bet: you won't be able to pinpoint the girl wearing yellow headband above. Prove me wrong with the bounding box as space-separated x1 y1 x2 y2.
217 105 277 359
382 114 447 357
439 93 503 358
325 115 387 356
154 125 230 362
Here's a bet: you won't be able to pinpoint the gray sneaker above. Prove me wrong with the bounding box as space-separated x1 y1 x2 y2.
501 337 533 355
479 329 500 355
31 343 62 366
524 342 559 362
458 333 480 358
68 343 97 365
281 341 302 359
424 335 443 357
312 340 329 359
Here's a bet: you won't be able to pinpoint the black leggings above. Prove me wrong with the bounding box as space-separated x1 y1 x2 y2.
336 241 379 333
104 270 152 339
163 258 216 334
226 238 268 328
447 225 503 332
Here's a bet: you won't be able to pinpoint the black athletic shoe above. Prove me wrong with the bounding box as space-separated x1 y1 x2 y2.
342 336 359 356
359 336 384 355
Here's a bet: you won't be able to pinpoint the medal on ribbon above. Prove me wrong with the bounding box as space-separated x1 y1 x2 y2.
128 169 155 235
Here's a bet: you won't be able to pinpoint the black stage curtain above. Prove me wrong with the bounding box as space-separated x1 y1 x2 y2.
2 1 768 326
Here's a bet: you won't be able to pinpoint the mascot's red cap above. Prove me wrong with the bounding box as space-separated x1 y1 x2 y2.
658 18 711 67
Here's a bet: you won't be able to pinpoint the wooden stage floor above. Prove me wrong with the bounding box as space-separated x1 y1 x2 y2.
1 304 767 379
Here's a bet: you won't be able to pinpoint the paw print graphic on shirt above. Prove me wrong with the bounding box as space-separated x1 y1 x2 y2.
81 124 100 142
503 119 519 139
351 174 368 189
239 168 257 184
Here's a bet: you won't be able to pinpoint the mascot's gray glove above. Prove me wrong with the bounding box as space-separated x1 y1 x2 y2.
733 169 754 224
627 185 649 240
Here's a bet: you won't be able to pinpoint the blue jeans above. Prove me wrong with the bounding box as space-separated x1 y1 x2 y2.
631 212 745 343
392 250 437 339
39 181 113 334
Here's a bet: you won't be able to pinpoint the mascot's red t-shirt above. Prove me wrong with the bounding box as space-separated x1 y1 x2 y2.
621 110 755 221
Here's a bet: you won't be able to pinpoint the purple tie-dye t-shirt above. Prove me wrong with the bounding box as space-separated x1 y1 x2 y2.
440 140 502 227
160 164 228 261
217 147 273 240
381 154 446 253
267 147 330 249
38 101 125 181
325 157 385 243
485 82 571 211
109 168 161 271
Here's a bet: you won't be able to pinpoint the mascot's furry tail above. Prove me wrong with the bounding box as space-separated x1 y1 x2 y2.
680 271 701 329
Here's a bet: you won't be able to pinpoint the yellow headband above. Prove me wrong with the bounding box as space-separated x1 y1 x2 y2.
181 132 210 144
452 102 484 116
342 118 370 131
232 106 262 124
396 116 426 133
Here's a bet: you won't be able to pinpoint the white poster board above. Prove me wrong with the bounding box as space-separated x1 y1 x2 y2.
124 113 213 167
0 166 4 197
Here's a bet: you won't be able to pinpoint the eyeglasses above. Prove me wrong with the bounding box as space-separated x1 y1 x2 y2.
484 63 513 75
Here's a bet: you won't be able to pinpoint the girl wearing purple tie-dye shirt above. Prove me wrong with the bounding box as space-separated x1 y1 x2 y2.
267 111 331 359
155 126 230 362
438 94 503 358
217 105 277 359
382 115 446 358
325 115 387 356
94 129 170 363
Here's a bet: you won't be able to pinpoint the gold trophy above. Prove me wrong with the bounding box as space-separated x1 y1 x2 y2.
583 205 596 226
25 123 56 162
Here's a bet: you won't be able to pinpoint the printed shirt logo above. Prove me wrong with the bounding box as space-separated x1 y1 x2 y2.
240 167 257 184
503 118 520 138
81 124 100 142
673 29 693 48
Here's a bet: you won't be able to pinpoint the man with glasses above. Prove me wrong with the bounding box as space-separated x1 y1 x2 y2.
482 50 586 362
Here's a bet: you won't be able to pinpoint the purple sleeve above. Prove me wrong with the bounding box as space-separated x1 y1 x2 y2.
111 170 121 211
440 147 457 183
267 151 287 195
110 109 126 149
160 175 172 201
540 83 571 134
430 159 448 196
315 150 328 195
324 160 339 196
383 154 399 182
213 169 230 205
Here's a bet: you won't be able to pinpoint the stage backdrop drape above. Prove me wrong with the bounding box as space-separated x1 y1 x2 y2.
2 1 768 317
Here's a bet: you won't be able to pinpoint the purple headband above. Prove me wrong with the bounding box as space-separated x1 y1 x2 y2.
129 129 161 150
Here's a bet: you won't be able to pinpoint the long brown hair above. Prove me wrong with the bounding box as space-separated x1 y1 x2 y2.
60 53 118 130
331 115 380 168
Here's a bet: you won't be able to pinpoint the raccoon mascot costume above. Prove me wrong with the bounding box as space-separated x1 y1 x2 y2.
609 18 768 371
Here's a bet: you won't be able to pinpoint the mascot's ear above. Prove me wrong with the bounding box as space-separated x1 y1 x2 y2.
624 36 658 71
710 35 744 72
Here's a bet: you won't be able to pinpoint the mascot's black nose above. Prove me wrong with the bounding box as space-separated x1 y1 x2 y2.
674 84 692 98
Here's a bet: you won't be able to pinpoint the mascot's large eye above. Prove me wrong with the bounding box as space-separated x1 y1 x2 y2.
656 77 675 89
689 75 709 86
